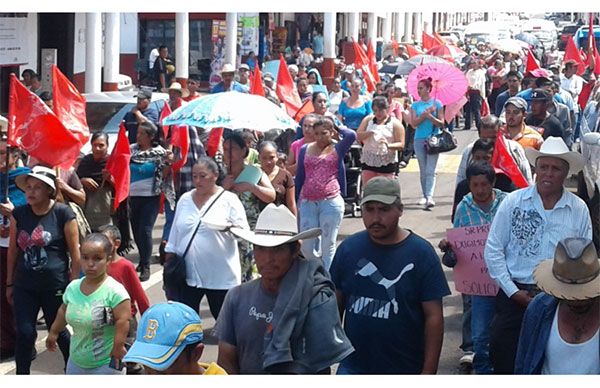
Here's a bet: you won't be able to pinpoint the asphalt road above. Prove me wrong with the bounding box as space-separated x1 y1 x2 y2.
1 128 480 375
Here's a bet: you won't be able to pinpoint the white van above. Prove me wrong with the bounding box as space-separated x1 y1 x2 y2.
463 21 512 48
520 18 558 49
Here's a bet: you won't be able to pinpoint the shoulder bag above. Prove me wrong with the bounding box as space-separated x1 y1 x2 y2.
163 189 225 289
425 128 458 154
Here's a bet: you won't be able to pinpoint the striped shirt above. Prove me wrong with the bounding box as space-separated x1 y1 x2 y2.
453 189 507 228
484 185 592 297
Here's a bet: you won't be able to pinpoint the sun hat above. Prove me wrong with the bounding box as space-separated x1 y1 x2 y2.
504 96 528 111
360 176 402 206
533 238 599 300
524 136 584 176
15 165 57 195
123 302 203 371
238 64 250 71
167 82 190 98
230 204 320 247
220 63 236 74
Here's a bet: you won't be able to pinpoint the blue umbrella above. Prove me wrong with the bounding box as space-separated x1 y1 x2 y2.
163 91 297 131
515 32 541 48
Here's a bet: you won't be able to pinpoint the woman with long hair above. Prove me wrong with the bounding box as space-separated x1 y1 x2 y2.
409 78 445 209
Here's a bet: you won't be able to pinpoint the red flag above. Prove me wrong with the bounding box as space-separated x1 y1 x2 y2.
525 49 541 74
352 40 376 93
586 14 600 76
275 54 302 117
293 99 314 122
51 64 90 146
492 132 528 188
250 63 266 97
578 80 596 110
480 98 490 117
404 43 424 58
206 127 224 157
7 74 81 167
564 37 586 76
105 122 131 211
422 31 437 50
170 125 189 173
159 102 172 140
432 32 446 46
367 41 381 84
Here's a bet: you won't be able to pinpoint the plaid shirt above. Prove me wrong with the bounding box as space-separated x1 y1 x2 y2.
453 189 507 228
176 126 206 196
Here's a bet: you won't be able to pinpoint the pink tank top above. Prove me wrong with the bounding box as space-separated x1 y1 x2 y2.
301 151 340 201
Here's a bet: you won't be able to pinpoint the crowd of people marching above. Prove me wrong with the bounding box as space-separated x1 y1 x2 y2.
0 28 599 376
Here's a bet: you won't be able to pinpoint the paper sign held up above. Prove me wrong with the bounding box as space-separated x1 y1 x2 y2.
446 224 498 297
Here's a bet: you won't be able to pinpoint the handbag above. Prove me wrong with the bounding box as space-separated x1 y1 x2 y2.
425 129 458 154
163 189 225 289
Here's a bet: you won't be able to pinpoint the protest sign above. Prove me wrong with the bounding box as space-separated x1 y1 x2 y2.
446 224 498 296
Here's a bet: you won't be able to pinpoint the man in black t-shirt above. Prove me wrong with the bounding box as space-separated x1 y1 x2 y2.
525 89 567 144
154 45 174 91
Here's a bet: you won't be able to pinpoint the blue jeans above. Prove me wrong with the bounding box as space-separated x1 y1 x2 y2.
414 139 439 199
13 286 70 374
66 358 125 375
461 294 473 353
162 200 176 241
130 196 160 268
299 195 345 270
471 295 496 374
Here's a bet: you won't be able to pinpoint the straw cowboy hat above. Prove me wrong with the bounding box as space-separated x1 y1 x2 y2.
168 82 190 98
230 204 321 247
0 115 7 134
15 165 57 195
220 63 236 74
533 238 600 301
525 136 584 176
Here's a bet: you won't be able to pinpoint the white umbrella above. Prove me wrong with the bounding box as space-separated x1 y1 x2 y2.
163 91 297 132
395 55 451 76
491 39 528 55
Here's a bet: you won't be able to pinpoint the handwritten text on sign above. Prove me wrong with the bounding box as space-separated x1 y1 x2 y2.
446 224 498 296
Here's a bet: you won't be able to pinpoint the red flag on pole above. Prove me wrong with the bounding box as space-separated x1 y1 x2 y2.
104 122 131 211
206 127 224 157
170 125 189 173
7 74 81 167
275 54 303 117
250 64 266 97
404 43 424 58
564 37 586 76
525 49 541 74
492 132 528 188
158 102 172 140
293 99 315 122
422 31 437 50
352 40 376 93
432 32 446 46
587 13 600 76
367 41 381 84
51 64 90 146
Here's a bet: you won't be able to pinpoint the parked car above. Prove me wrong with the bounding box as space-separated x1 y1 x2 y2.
520 18 558 49
463 21 511 49
449 25 467 42
558 23 580 50
81 91 168 154
573 25 600 50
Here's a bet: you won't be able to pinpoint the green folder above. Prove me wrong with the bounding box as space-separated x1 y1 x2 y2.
234 164 262 185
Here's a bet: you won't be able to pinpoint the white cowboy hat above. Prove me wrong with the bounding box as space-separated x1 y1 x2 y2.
168 82 190 98
534 238 599 301
15 165 57 195
230 204 321 247
220 63 236 74
525 136 584 176
0 115 7 133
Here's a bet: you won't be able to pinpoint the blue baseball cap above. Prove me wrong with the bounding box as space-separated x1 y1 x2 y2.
123 302 203 371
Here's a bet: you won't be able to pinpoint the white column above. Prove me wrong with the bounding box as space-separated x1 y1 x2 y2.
85 13 102 93
404 12 413 43
394 12 404 41
343 13 349 38
367 13 377 46
225 12 237 65
423 13 433 35
414 13 423 43
348 12 359 42
175 12 189 82
383 13 392 43
103 12 120 91
324 12 336 58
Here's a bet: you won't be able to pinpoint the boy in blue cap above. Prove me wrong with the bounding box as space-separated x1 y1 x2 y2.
124 301 226 374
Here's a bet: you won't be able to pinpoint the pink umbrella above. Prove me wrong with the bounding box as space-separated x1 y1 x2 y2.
407 62 468 106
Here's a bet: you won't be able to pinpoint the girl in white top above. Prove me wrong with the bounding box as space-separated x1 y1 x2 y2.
165 157 249 320
356 96 406 186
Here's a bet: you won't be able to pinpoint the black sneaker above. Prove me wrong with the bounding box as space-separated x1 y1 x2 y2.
135 263 142 272
139 266 150 282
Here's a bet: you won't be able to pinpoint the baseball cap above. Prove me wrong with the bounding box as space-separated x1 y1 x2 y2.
123 302 203 371
531 88 551 101
504 96 528 111
239 64 250 71
136 88 152 100
360 176 401 206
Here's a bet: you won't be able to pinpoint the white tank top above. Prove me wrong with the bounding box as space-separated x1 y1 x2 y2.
360 116 398 167
541 304 600 375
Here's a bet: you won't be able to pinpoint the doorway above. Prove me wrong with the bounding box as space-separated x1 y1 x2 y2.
38 13 75 78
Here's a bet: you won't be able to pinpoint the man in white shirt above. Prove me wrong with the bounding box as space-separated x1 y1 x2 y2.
559 60 584 108
464 59 487 130
484 137 592 374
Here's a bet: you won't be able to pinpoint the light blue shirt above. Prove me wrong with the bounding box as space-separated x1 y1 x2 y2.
411 99 443 140
484 185 592 297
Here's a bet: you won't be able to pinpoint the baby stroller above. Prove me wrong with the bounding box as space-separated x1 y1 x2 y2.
344 142 363 217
